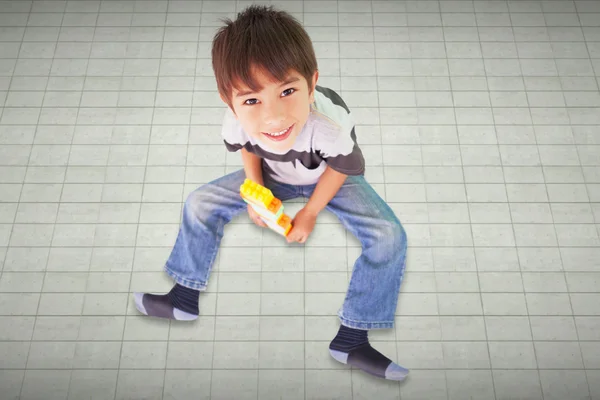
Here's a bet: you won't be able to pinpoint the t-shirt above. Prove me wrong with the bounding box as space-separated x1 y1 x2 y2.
220 85 365 185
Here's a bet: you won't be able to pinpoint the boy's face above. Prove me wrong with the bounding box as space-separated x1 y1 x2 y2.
225 67 319 153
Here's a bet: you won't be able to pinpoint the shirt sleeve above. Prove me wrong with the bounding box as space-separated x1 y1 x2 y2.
221 108 248 152
315 123 365 176
310 87 365 176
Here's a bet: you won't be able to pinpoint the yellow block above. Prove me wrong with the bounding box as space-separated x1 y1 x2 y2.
240 179 292 237
276 214 293 236
240 178 281 213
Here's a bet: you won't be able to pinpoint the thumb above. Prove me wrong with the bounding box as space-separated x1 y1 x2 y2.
254 215 266 227
286 228 296 243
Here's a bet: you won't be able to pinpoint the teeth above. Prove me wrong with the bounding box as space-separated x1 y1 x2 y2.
266 126 289 137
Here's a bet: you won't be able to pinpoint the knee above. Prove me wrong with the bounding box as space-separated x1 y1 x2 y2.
184 188 201 208
379 217 407 252
183 187 210 219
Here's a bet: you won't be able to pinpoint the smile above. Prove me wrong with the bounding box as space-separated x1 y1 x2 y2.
262 124 294 142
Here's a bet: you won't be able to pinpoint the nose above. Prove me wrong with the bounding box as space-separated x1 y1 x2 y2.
262 100 286 127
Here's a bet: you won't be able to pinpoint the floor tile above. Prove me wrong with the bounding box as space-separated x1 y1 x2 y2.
2 1 600 398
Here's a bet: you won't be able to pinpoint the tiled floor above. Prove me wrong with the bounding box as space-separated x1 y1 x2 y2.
0 0 599 399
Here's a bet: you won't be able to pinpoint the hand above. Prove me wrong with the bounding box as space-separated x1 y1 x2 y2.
286 207 318 244
247 204 267 228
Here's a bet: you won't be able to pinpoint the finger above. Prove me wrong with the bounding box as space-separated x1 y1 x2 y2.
255 218 267 227
289 233 305 244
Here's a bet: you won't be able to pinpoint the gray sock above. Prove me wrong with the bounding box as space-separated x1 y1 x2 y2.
133 292 198 321
329 325 408 381
329 343 409 381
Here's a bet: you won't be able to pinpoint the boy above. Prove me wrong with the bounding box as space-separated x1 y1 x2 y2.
134 5 409 381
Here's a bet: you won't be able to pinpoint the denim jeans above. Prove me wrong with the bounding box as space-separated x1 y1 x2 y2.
164 168 408 330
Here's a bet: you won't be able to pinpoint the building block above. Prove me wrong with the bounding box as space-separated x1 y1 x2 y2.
240 178 293 237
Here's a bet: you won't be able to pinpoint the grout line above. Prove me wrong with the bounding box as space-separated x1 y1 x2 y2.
114 9 166 400
1 2 600 399
208 2 225 397
1 311 600 318
255 3 264 396
333 0 354 398
468 1 512 399
200 1 217 396
304 2 309 399
6 4 34 399
3 243 600 249
437 0 471 398
3 338 600 343
0 178 598 185
551 2 593 397
160 2 202 396
64 7 104 396
503 5 567 399
0 14 33 295
2 287 600 295
369 1 408 399
17 2 76 398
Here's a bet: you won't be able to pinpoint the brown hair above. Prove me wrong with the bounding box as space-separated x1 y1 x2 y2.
211 5 318 107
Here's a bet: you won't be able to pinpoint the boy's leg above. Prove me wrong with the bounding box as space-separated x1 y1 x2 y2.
135 169 299 320
315 175 408 380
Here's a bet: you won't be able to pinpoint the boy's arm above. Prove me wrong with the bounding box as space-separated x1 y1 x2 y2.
220 108 264 185
286 165 346 243
305 165 347 216
240 147 269 228
241 147 264 186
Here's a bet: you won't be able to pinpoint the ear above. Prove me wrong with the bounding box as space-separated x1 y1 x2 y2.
219 92 232 108
309 70 319 103
220 92 237 118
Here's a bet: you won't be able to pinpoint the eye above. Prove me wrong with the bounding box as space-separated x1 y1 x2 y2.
282 88 295 97
244 98 259 105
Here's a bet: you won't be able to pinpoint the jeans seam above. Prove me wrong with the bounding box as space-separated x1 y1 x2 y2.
163 265 207 290
204 213 224 284
337 222 407 329
338 314 396 324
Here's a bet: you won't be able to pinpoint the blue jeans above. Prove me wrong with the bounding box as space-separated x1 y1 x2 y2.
164 169 407 330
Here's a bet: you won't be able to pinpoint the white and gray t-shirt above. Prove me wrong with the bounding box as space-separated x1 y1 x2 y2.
221 86 365 185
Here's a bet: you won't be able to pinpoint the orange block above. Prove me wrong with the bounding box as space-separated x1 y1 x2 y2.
240 178 293 237
277 214 293 236
240 179 279 211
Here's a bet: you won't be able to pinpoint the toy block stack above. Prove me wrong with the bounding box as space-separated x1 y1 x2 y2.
240 179 292 237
